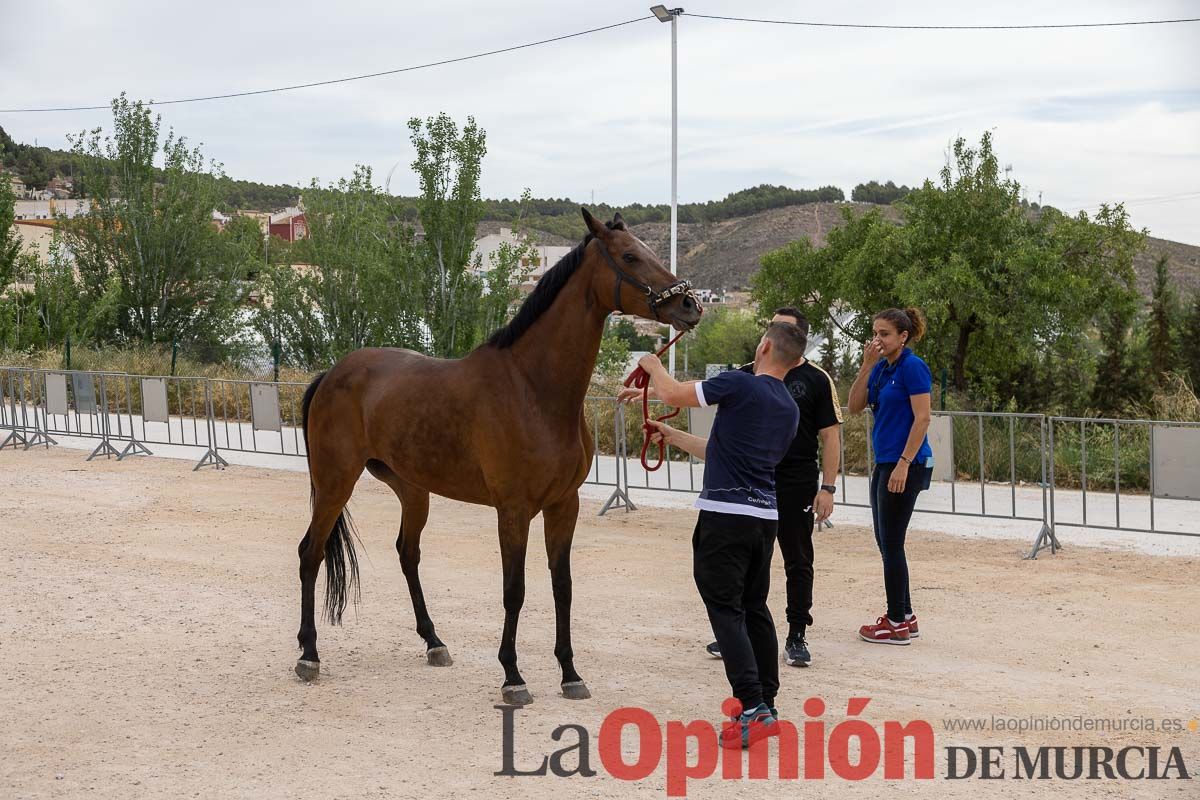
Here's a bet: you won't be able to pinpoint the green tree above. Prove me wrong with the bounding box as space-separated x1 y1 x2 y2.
609 317 660 351
753 132 1145 406
851 180 912 204
817 323 838 377
409 112 521 358
15 148 51 190
595 326 631 378
687 307 761 369
30 233 83 346
60 94 244 353
1092 304 1147 415
1148 254 1179 383
1181 292 1200 391
255 166 422 370
0 169 21 288
222 214 267 280
754 206 904 345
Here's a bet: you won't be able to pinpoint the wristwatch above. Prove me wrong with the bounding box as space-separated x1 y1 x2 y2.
820 484 837 495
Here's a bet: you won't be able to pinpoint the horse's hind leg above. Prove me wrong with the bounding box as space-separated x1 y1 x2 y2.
366 460 450 666
296 474 358 681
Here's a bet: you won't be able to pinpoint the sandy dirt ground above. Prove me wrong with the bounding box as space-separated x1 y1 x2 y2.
2 447 1197 799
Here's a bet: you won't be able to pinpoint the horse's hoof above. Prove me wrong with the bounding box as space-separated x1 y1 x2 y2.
501 684 533 706
561 680 591 700
294 660 320 681
426 646 453 667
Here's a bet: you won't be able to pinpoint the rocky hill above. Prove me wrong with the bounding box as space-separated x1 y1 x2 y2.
628 202 1200 300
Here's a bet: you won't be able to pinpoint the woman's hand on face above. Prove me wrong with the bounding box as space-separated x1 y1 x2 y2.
861 338 884 370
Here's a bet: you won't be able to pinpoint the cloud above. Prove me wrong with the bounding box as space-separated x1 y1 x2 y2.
2 0 1197 242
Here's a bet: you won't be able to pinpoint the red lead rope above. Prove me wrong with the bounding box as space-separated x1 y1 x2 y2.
622 329 688 472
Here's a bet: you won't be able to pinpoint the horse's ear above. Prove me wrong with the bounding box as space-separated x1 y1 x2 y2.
611 212 627 231
581 207 610 239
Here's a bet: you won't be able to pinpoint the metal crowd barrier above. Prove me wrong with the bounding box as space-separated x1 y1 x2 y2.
593 398 1200 556
582 396 625 506
1 367 55 450
207 379 307 460
836 409 1056 557
5 366 1200 554
38 370 155 461
1045 416 1200 541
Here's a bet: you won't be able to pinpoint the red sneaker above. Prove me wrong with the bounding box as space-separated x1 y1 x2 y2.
858 615 911 645
719 703 778 749
907 614 919 638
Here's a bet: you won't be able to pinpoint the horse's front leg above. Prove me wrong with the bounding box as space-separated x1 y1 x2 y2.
497 507 534 706
543 492 589 699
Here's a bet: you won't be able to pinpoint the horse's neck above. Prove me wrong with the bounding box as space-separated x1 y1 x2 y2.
509 268 608 416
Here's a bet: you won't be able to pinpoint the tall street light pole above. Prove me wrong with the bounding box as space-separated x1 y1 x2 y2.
651 5 682 375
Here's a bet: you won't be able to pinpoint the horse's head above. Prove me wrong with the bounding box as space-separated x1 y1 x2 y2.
581 207 703 331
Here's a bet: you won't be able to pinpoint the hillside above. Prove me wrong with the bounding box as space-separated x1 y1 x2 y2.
5 120 1196 300
629 202 901 290
628 202 1200 300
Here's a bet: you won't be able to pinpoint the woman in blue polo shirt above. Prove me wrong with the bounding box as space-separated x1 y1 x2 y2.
847 307 933 646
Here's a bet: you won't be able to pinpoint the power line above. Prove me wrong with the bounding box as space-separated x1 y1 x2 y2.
0 16 651 114
685 12 1200 30
1060 191 1200 213
5 12 1195 114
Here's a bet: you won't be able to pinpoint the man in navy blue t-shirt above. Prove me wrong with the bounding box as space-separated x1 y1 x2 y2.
635 322 803 749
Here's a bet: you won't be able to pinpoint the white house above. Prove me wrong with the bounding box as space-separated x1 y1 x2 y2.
472 227 573 294
13 198 90 220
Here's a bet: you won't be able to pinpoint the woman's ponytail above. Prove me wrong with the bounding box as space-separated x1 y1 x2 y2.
903 307 926 343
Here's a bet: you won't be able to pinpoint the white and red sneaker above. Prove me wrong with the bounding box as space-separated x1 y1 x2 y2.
907 614 920 638
859 615 911 645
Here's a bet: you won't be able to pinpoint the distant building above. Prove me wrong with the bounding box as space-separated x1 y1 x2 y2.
237 210 272 235
694 288 726 305
268 207 307 241
6 175 26 197
11 219 57 263
13 198 89 220
472 227 572 294
611 312 669 342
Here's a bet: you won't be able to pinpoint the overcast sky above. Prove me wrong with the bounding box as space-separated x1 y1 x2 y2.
3 1 1198 243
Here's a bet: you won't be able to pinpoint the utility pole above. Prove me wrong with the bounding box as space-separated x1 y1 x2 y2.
651 5 683 375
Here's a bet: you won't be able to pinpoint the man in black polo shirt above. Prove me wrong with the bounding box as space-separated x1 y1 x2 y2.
633 322 804 749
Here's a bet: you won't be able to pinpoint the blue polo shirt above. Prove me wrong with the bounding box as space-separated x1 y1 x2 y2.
693 369 799 519
868 348 933 465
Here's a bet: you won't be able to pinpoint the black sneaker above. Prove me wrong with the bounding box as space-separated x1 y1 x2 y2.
705 641 722 659
784 634 811 667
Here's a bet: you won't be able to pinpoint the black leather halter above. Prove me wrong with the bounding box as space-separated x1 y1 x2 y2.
593 237 694 321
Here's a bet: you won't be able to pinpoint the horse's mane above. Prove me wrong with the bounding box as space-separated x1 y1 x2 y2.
486 231 599 349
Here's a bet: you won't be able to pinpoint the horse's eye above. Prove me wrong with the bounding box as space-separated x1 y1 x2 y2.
622 253 636 264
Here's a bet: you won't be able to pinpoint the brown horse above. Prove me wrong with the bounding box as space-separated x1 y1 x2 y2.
295 208 702 705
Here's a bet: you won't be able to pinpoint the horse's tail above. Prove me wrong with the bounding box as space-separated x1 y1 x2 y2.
300 371 325 464
300 370 361 625
321 509 362 625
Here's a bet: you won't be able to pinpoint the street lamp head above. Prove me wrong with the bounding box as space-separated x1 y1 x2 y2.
650 5 679 22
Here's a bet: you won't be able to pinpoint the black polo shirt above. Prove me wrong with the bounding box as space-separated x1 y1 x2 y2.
739 360 842 482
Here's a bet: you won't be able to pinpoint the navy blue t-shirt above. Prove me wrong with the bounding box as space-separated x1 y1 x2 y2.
868 348 933 464
694 369 799 519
